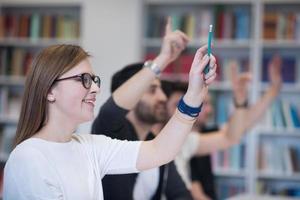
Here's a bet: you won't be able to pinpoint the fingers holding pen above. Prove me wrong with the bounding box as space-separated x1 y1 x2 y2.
203 55 217 84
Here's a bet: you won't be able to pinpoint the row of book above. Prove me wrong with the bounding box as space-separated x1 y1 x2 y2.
258 142 300 175
261 100 300 130
145 53 299 84
257 182 300 197
215 178 245 200
264 12 300 40
0 13 80 39
147 6 250 40
212 142 246 172
0 48 34 76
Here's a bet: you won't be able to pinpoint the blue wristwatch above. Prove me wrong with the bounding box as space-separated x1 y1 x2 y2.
177 96 203 117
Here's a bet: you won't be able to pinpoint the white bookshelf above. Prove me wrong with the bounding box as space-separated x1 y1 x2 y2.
143 0 300 199
0 1 82 163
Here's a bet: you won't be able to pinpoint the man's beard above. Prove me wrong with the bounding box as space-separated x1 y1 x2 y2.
134 101 168 125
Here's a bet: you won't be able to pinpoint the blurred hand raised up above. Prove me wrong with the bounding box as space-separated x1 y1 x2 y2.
230 61 252 106
157 17 190 69
184 45 217 107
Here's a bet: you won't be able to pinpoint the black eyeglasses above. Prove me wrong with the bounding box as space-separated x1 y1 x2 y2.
55 73 101 89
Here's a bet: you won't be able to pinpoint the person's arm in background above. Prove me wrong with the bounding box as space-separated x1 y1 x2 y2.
219 55 282 143
243 55 282 129
92 17 189 136
191 55 282 156
113 17 189 110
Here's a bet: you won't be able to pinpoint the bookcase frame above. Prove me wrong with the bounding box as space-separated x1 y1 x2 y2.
142 0 300 198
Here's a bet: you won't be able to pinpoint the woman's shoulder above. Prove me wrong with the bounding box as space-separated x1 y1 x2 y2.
5 139 51 178
7 139 46 164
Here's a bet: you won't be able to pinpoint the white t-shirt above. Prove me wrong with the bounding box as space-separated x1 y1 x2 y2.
133 167 159 200
3 134 141 200
175 132 200 189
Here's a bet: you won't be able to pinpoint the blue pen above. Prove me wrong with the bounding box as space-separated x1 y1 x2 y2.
204 24 213 74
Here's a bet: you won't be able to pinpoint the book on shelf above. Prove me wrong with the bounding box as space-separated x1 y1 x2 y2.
18 14 30 38
0 48 34 76
212 142 246 172
260 100 300 130
42 15 52 38
258 141 300 175
215 178 245 200
30 13 41 40
146 6 250 41
0 13 80 39
264 13 278 40
0 15 4 39
264 11 300 41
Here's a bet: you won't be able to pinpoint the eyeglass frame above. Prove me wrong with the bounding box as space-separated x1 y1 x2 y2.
54 73 101 89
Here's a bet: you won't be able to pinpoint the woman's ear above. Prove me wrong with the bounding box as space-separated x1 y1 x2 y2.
47 90 56 103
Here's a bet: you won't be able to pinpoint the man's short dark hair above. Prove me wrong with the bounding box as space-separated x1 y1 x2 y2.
111 62 144 93
161 80 188 98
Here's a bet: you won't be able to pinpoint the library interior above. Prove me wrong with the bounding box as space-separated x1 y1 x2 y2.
0 0 300 200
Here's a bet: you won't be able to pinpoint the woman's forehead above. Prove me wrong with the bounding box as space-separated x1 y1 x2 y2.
62 59 94 76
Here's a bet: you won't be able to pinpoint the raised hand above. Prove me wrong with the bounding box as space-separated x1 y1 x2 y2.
268 54 282 95
230 61 252 106
155 17 190 69
184 45 217 107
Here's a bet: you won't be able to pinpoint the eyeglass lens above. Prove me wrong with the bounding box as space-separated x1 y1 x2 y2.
82 73 100 89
